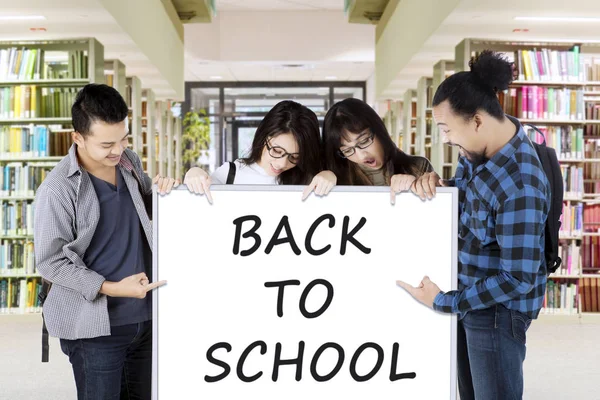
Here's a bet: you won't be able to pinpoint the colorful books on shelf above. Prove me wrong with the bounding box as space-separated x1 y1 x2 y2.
0 277 41 314
511 47 584 82
0 47 88 81
561 165 584 198
0 164 54 197
542 280 578 315
560 203 583 237
0 240 34 275
501 87 584 121
525 125 583 159
552 242 581 276
1 200 34 235
0 126 72 158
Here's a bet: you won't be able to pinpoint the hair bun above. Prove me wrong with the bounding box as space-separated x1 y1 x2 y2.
469 50 514 92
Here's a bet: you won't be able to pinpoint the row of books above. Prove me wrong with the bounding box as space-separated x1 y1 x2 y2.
0 240 35 275
0 127 73 158
584 103 600 137
509 47 584 82
581 277 600 313
0 277 41 314
560 203 583 237
1 202 35 235
584 58 600 82
0 86 79 119
561 166 584 198
0 164 54 197
525 125 584 160
582 235 600 269
552 242 581 276
542 281 578 315
500 87 584 121
0 47 88 81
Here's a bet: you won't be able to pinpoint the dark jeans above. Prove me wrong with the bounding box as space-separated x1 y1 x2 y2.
60 320 152 400
457 305 532 400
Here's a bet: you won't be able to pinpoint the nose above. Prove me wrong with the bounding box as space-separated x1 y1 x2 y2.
355 147 369 158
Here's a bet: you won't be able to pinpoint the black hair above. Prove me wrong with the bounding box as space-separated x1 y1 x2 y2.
241 100 322 185
322 98 427 185
72 83 129 136
432 50 514 121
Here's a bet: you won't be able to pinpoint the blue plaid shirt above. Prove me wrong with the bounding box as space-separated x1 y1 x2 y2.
433 116 550 319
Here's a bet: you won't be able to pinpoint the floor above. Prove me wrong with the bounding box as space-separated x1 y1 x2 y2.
0 314 599 400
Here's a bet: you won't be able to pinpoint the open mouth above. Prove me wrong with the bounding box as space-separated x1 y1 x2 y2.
362 158 377 168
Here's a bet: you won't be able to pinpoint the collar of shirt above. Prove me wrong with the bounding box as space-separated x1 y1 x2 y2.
67 143 135 178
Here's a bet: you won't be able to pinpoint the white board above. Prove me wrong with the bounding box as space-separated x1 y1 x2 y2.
153 186 458 399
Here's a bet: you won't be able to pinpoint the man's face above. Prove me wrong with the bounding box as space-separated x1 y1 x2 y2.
433 100 487 166
73 119 129 168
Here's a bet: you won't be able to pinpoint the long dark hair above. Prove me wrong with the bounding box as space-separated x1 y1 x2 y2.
323 98 427 185
433 50 513 120
241 100 321 185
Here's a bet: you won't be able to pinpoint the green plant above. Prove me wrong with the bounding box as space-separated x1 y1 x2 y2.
182 109 210 170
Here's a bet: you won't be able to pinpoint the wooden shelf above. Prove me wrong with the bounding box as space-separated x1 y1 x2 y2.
0 79 89 87
0 273 40 278
512 80 599 87
520 119 600 125
0 118 71 125
0 156 62 162
0 196 35 201
0 235 33 240
548 275 581 279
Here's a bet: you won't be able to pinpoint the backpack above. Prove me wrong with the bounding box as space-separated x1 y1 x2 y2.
226 161 236 184
523 123 564 275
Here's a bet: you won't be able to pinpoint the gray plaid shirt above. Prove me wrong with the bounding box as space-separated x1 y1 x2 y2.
34 144 153 339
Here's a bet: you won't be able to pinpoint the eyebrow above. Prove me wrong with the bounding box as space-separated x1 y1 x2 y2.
437 123 448 127
101 132 129 145
270 140 299 155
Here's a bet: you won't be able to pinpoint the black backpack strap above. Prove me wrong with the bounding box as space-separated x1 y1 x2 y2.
41 313 49 362
38 279 52 363
524 123 563 273
226 161 236 184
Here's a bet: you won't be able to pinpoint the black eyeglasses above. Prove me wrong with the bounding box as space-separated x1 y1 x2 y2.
338 133 375 158
265 139 300 164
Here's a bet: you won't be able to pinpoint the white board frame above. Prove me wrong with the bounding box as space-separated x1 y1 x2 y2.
152 185 458 399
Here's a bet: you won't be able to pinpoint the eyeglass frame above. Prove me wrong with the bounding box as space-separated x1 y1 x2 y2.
265 138 300 165
337 132 375 158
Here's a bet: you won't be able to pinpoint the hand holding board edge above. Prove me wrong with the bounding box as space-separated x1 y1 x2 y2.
410 171 448 200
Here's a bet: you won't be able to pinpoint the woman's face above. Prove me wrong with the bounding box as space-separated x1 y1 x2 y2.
339 129 385 170
258 132 300 177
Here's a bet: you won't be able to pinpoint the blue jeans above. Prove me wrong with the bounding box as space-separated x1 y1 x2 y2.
458 305 532 400
60 321 152 400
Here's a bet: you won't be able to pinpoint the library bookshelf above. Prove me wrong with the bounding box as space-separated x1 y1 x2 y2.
0 38 103 315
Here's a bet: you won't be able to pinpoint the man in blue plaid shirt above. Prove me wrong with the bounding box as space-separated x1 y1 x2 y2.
398 51 550 400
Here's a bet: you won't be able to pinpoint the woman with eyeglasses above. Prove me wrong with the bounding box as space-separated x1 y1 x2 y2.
322 98 433 202
184 100 336 201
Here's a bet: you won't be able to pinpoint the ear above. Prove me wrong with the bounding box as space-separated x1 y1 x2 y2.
71 131 85 147
473 114 484 132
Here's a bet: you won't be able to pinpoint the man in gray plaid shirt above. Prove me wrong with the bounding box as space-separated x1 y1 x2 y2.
34 84 178 400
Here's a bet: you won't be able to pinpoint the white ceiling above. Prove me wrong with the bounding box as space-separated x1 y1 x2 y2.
183 8 375 83
216 0 344 11
383 0 600 99
0 0 175 98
